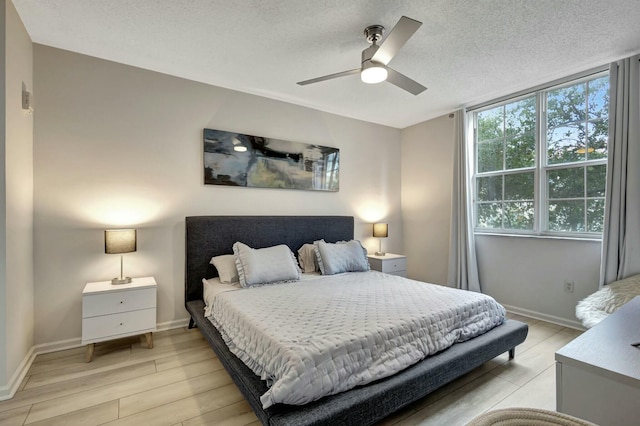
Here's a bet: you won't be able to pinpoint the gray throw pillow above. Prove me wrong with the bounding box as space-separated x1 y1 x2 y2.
314 240 370 275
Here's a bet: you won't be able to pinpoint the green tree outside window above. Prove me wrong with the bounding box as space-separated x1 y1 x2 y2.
474 74 608 235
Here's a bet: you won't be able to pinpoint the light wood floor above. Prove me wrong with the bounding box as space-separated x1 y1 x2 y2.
0 313 582 425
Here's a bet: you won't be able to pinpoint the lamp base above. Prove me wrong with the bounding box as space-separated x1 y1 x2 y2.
375 251 386 256
111 276 132 285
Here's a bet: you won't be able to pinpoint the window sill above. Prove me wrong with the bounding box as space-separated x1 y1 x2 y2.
473 231 602 243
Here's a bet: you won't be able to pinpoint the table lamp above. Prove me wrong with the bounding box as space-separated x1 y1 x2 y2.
105 229 137 284
373 223 388 256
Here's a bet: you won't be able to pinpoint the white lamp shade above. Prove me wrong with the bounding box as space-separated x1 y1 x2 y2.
373 223 389 238
105 229 137 254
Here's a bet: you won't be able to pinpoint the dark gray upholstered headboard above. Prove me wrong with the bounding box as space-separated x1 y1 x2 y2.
184 216 354 304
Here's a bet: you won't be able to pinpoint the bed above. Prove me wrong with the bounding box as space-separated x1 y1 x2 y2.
184 215 528 426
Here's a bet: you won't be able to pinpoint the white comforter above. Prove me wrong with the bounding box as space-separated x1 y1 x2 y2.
208 271 506 408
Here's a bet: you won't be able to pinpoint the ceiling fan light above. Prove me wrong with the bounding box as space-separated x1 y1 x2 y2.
361 65 388 84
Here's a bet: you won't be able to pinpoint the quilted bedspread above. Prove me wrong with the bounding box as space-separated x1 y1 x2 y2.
208 271 506 408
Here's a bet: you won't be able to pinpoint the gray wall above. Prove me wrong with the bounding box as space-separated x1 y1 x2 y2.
1 0 34 397
33 45 403 345
0 0 7 390
401 114 455 285
477 235 600 328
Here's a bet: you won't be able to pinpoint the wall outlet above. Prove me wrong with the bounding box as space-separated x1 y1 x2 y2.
564 280 574 293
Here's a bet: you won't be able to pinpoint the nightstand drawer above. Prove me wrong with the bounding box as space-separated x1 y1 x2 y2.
82 308 156 343
380 257 406 273
83 287 156 318
369 257 407 273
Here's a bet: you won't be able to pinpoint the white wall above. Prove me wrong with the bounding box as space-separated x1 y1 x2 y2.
33 45 402 345
401 114 455 285
1 0 33 396
401 113 601 327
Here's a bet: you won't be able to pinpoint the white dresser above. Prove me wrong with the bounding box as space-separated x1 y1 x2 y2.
367 253 407 277
82 276 157 362
555 296 640 425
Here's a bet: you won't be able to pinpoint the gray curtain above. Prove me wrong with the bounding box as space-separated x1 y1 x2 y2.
448 109 481 292
600 55 640 286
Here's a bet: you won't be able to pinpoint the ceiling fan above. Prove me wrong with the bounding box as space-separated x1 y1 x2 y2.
297 16 427 95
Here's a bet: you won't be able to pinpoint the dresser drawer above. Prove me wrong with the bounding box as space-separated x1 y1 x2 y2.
82 308 156 343
83 287 156 318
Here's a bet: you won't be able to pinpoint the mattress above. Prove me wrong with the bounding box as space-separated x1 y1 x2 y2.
206 271 506 408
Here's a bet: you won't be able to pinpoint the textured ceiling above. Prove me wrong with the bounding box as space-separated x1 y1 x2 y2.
13 0 640 128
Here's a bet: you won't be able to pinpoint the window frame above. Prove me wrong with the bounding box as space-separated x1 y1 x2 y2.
470 69 609 239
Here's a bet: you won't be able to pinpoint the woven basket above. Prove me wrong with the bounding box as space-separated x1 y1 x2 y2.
467 408 599 426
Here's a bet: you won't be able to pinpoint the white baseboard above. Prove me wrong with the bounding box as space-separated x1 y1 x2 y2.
157 318 190 331
33 337 83 355
503 304 585 330
30 318 191 355
0 346 36 401
0 318 192 401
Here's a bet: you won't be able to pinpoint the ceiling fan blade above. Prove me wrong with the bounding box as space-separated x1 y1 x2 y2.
371 16 422 65
297 69 360 86
386 68 427 95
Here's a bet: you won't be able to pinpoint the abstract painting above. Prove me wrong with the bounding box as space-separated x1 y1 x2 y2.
203 128 339 191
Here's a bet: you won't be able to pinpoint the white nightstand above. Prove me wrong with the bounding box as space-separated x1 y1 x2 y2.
367 253 407 277
82 276 157 362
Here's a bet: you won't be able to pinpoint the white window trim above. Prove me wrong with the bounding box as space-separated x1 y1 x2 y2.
468 67 609 239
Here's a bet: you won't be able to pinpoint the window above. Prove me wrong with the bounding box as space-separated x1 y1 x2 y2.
473 72 609 237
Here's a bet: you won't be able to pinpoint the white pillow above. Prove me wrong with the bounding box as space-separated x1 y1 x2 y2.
233 242 301 287
298 243 319 273
210 254 239 284
314 240 370 275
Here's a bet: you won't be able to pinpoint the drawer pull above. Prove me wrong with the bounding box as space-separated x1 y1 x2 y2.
120 301 123 304
120 323 123 326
